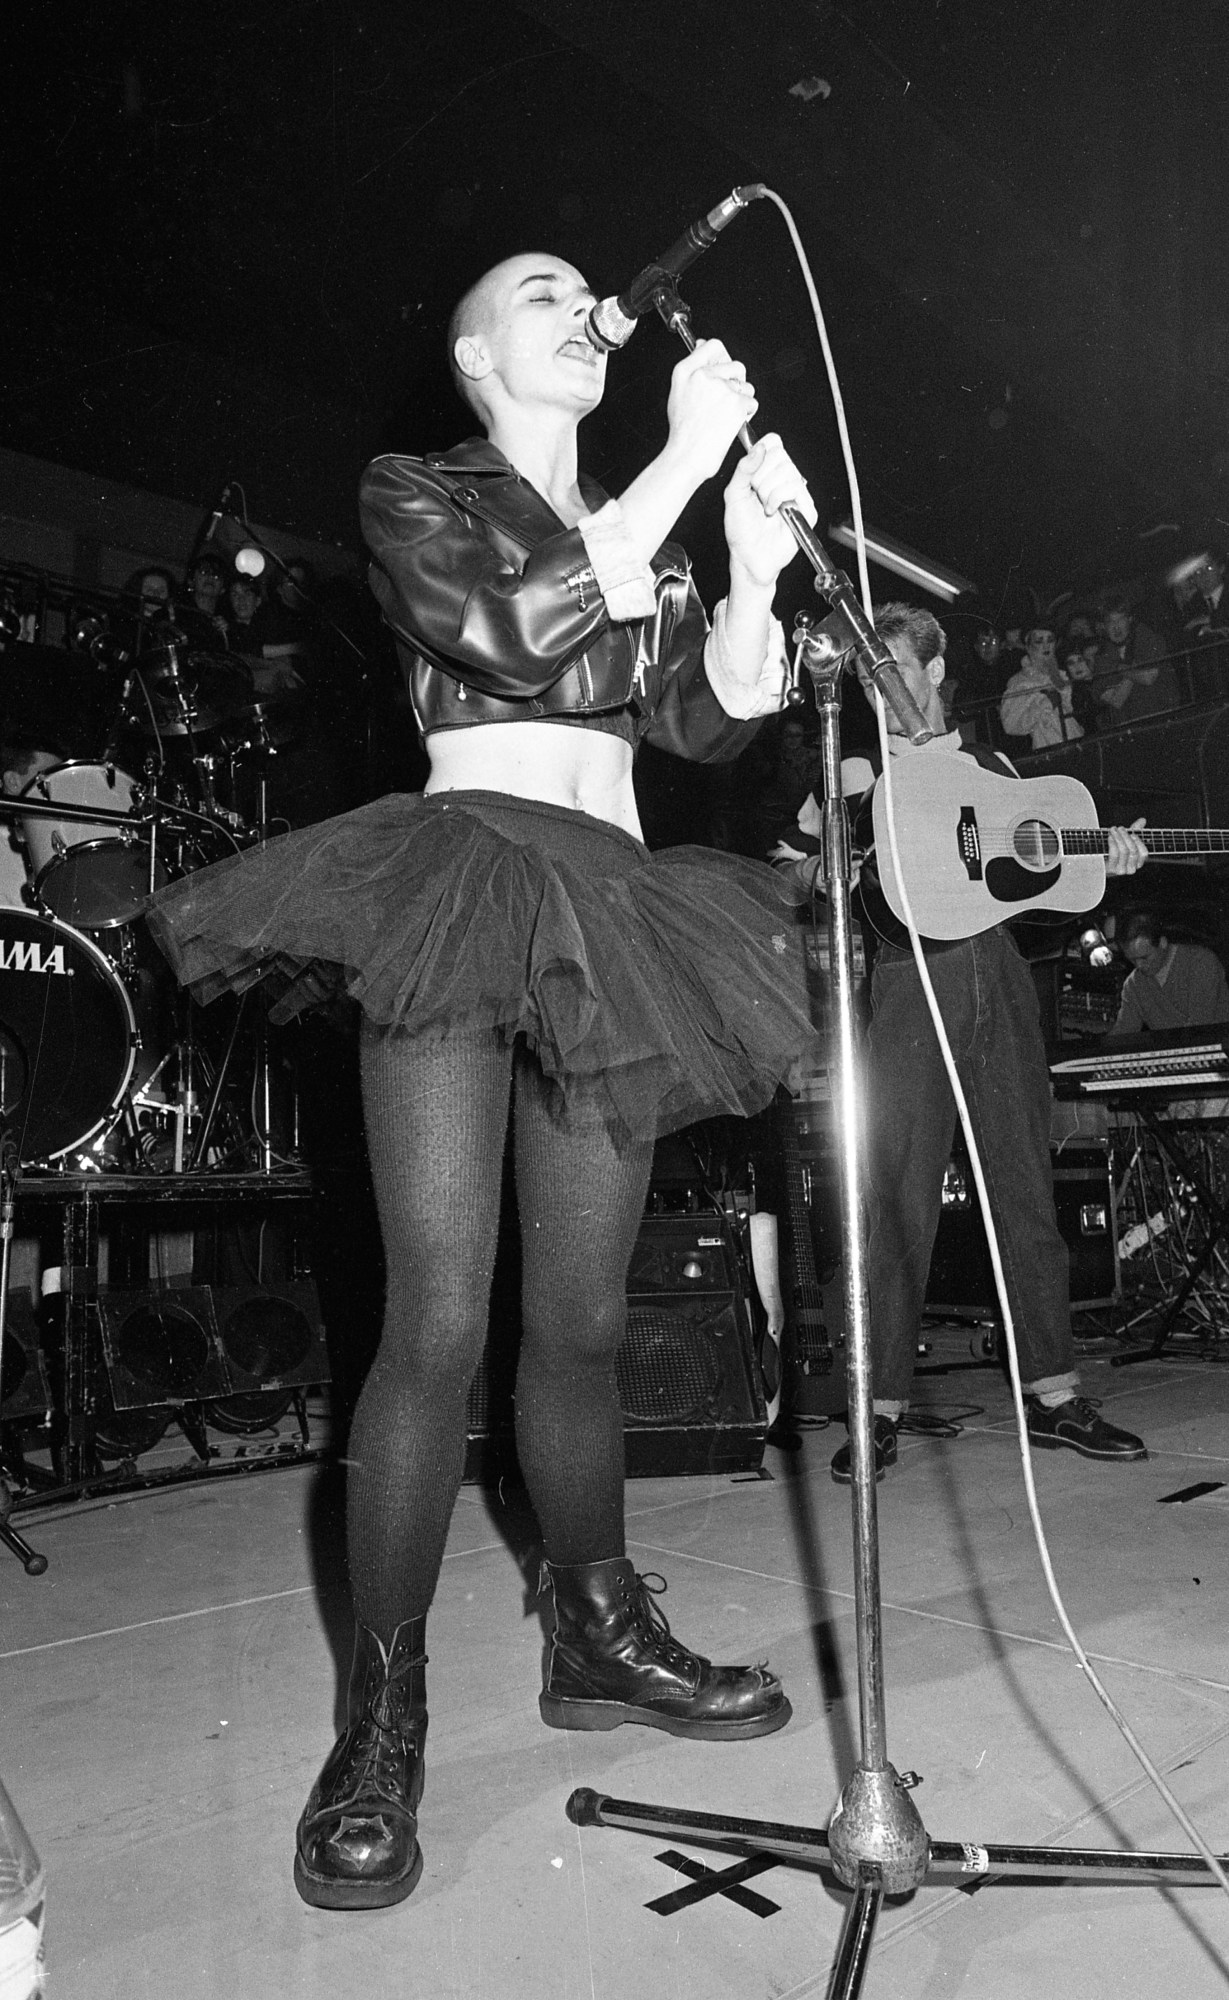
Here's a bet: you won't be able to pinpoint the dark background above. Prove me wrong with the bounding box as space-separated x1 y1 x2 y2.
5 0 1229 624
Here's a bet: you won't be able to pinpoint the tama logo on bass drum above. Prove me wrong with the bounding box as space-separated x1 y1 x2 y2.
0 936 71 975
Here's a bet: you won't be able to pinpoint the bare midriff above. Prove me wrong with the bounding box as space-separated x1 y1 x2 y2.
424 721 642 838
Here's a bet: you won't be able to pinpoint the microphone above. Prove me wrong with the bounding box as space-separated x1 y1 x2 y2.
203 483 234 543
586 185 766 351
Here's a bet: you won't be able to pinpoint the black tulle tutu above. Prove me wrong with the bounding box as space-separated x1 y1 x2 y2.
146 790 821 1140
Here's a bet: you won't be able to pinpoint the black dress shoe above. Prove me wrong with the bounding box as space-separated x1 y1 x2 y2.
1026 1396 1147 1461
294 1617 427 1910
830 1415 899 1485
538 1557 790 1740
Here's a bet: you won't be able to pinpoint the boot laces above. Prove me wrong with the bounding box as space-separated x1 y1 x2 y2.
343 1683 425 1804
369 1648 427 1732
623 1571 699 1670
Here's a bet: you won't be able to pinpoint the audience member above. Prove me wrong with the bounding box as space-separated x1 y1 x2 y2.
226 572 271 659
999 623 1084 748
178 555 231 651
1058 637 1098 734
127 566 178 624
1177 553 1229 642
1089 596 1178 726
1062 610 1098 650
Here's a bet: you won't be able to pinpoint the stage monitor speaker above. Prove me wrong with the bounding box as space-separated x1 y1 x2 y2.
926 1141 1118 1316
464 1213 767 1482
207 1281 330 1393
97 1286 230 1410
1 1292 52 1424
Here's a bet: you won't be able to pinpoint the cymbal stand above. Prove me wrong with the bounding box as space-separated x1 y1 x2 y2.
0 1136 48 1575
151 639 224 819
236 705 291 1175
564 281 1229 1993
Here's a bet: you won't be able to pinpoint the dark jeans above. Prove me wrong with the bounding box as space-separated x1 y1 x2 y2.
864 929 1077 1406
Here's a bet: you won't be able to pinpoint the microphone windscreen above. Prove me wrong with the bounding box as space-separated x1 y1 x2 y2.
587 297 637 352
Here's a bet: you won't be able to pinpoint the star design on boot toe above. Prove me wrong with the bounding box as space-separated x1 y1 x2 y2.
328 1814 392 1862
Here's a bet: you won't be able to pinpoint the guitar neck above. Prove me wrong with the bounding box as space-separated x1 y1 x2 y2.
1062 827 1229 857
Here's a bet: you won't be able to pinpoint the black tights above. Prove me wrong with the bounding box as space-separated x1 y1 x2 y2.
346 1024 654 1638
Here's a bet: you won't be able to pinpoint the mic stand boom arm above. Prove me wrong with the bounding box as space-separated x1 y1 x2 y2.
652 284 933 747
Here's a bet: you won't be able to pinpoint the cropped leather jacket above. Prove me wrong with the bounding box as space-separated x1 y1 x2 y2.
360 439 761 763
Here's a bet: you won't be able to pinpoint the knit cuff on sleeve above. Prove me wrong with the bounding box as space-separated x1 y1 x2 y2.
575 500 657 622
702 597 791 718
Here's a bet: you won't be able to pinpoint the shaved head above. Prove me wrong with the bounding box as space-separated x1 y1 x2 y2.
446 265 506 413
447 253 591 418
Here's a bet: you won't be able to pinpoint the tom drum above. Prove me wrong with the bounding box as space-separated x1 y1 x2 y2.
19 760 168 930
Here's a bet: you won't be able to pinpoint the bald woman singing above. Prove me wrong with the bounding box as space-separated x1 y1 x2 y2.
148 250 821 1908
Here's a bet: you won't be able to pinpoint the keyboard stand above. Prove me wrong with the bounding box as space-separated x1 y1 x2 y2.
1111 1108 1229 1366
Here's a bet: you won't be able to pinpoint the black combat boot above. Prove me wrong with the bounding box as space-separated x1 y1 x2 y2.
294 1617 428 1910
538 1557 790 1740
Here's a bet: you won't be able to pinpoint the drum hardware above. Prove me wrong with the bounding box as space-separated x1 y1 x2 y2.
1 766 288 1182
67 608 128 671
132 643 253 743
0 1137 49 1573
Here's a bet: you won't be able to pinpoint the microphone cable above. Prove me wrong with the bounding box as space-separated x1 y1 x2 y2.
754 182 1229 1900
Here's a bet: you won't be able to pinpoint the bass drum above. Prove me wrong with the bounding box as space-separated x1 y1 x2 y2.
0 910 136 1165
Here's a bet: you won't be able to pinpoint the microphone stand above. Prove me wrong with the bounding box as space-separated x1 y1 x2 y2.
651 283 935 749
0 1136 48 1576
562 282 1229 1994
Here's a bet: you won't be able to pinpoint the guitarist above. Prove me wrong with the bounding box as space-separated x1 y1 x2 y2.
772 602 1150 1482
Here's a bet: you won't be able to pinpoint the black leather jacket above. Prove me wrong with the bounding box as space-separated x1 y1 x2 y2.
360 439 759 762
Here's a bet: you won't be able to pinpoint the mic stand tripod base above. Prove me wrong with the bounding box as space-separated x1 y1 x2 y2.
828 1762 929 1896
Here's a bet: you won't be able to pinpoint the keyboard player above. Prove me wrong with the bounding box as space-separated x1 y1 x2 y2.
1107 910 1229 1118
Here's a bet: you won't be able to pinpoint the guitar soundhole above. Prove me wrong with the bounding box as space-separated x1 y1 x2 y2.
1012 818 1060 870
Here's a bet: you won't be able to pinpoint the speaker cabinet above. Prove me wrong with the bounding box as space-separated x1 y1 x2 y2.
464 1213 767 1482
621 1216 766 1475
96 1279 328 1419
97 1287 230 1410
1 1293 52 1424
208 1282 329 1393
926 1141 1118 1315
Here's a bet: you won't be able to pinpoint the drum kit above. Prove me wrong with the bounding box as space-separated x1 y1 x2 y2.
0 633 302 1176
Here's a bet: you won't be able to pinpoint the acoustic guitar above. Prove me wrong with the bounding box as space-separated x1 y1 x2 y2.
861 757 1229 943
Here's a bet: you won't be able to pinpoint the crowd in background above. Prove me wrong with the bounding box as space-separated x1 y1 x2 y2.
959 551 1229 752
710 547 1229 847
0 546 426 831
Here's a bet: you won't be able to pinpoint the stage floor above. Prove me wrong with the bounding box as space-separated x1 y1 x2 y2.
4 1331 1229 1998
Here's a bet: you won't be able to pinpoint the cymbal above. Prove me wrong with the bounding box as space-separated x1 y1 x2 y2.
132 651 254 737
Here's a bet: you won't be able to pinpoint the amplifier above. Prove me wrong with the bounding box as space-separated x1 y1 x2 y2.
464 1213 767 1482
926 1141 1118 1314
